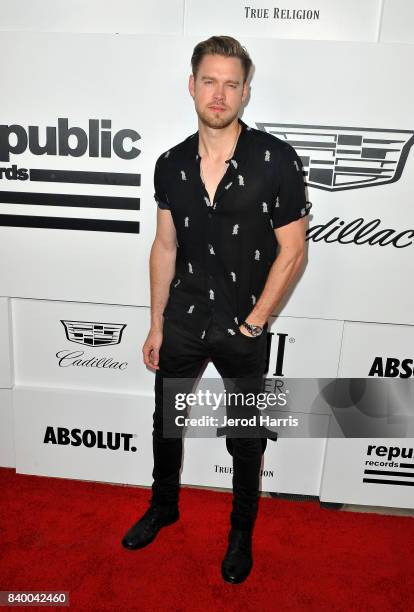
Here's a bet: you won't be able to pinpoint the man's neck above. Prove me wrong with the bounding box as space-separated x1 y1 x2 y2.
198 118 240 163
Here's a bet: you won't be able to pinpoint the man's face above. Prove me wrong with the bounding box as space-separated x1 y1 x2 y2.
189 54 249 129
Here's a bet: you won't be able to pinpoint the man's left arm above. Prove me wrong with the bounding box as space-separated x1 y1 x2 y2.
244 217 307 328
242 143 310 330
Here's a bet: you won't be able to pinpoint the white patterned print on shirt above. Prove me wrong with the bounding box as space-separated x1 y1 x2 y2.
238 174 244 186
232 224 239 235
227 328 236 335
251 294 256 305
262 202 268 213
187 304 195 314
173 278 180 288
230 159 238 169
181 170 187 181
293 160 300 172
188 262 193 273
184 216 189 227
254 249 260 261
201 330 206 339
209 244 215 255
209 289 215 300
225 182 233 190
264 150 270 162
230 271 236 282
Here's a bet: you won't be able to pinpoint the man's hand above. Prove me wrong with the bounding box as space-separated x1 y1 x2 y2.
143 327 164 370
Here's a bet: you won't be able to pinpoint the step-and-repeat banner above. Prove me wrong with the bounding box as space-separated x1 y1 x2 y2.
1 0 413 508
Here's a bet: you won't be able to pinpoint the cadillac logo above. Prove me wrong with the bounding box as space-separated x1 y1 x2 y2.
61 319 126 346
256 123 414 191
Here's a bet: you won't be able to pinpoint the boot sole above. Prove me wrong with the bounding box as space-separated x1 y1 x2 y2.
221 565 252 584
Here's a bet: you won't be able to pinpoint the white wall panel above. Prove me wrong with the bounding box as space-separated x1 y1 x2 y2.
14 386 154 485
379 0 414 43
0 298 13 387
320 320 414 509
12 298 155 394
0 31 193 307
0 0 184 35
266 315 344 378
0 389 15 467
184 0 381 42
338 321 414 378
320 438 414 508
182 436 328 495
261 437 328 495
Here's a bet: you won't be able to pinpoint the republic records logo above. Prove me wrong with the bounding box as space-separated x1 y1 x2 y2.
256 123 414 191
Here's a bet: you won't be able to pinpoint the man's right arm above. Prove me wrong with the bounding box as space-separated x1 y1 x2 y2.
149 207 177 332
143 207 176 370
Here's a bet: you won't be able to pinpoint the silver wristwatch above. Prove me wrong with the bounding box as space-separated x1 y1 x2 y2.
241 321 263 337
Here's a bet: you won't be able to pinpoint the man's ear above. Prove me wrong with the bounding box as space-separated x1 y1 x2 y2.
188 73 195 99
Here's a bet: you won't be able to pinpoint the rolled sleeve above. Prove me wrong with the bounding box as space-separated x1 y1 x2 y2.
272 144 311 229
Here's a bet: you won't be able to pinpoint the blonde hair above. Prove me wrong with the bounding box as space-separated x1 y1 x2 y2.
191 35 253 83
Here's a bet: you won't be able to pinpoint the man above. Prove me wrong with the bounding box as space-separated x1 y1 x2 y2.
122 35 310 583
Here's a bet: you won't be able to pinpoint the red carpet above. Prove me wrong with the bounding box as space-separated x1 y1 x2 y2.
0 467 413 611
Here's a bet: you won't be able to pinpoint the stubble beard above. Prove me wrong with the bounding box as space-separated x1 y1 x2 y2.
196 105 239 130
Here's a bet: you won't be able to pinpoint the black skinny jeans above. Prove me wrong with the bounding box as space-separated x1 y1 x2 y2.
150 315 268 531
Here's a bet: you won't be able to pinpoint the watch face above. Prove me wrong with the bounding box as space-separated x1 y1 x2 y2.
242 321 263 336
250 325 263 337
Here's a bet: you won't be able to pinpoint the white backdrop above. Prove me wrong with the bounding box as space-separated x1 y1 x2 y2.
0 33 413 323
1 0 413 508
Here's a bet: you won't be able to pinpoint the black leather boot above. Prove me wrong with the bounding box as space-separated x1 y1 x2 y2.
221 528 253 584
121 503 179 550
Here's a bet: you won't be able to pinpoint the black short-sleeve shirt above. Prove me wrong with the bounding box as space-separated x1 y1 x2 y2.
153 117 310 339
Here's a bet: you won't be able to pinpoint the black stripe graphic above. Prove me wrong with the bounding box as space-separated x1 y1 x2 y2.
30 169 140 186
0 214 139 233
335 166 394 174
286 140 334 148
0 191 139 210
363 478 414 486
364 470 414 477
364 139 404 144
